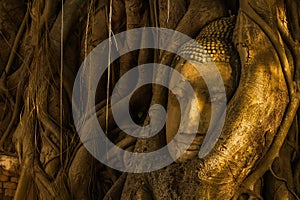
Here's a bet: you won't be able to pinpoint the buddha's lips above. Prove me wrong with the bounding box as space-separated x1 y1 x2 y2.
169 132 207 152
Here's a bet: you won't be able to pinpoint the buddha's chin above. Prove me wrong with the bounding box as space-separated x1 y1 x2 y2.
177 151 199 163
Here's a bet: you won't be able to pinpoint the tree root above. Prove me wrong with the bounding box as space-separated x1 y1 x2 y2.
1 9 28 78
0 83 22 150
239 0 300 191
103 173 127 200
269 167 300 200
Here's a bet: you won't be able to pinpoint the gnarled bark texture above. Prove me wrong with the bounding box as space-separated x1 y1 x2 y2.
0 0 299 199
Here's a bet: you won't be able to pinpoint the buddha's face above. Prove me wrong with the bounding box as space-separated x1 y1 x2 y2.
166 59 238 162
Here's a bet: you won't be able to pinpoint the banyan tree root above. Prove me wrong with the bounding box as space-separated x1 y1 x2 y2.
1 0 299 199
10 1 100 199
